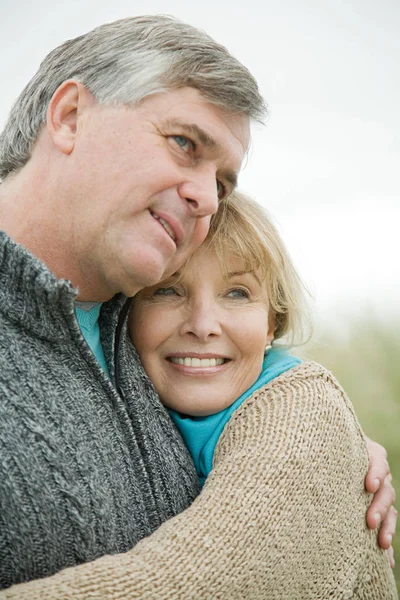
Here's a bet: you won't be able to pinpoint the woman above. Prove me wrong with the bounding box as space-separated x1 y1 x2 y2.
1 193 397 599
128 191 397 598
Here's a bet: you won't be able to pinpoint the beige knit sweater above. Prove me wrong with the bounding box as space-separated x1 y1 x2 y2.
1 362 397 599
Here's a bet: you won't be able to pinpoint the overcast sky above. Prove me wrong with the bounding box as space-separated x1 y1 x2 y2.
1 0 399 324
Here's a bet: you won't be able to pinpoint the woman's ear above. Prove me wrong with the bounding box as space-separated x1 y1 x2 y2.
46 80 95 155
266 311 276 347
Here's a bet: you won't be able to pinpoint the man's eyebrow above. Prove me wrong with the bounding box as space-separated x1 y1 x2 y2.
165 120 217 149
165 120 238 190
227 270 262 285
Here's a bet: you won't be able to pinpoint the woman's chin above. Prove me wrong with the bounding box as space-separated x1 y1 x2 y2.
164 395 235 417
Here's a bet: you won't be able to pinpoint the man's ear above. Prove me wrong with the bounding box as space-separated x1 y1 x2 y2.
46 80 95 155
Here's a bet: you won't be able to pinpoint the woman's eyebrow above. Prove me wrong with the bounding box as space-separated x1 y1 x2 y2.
226 270 262 285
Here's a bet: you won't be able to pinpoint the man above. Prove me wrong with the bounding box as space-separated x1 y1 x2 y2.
0 14 258 589
0 15 396 597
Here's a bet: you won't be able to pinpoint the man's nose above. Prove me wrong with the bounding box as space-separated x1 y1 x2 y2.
179 301 222 341
178 169 219 218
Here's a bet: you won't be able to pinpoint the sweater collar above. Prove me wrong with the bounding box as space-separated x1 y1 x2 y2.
0 230 126 342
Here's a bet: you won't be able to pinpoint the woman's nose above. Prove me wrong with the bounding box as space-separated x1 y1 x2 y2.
179 301 222 341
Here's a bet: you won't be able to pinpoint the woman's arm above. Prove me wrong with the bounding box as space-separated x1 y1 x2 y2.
1 363 396 599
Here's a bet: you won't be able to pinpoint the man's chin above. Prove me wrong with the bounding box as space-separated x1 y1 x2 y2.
160 251 191 280
121 269 171 298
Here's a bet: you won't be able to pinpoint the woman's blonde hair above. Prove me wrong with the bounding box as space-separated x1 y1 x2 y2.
203 191 312 345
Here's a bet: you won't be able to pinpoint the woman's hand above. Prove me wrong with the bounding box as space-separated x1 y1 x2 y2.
365 437 397 567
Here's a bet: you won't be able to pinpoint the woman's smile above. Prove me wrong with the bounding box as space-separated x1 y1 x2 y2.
165 353 232 375
129 246 274 416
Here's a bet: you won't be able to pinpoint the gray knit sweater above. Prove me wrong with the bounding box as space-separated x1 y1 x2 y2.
0 231 200 590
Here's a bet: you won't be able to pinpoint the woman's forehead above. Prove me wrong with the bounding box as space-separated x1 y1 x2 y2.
190 246 247 273
184 248 265 286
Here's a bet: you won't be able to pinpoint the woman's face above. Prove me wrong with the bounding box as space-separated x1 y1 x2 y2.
129 247 274 416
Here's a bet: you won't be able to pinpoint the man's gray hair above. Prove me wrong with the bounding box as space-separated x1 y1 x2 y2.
0 15 266 180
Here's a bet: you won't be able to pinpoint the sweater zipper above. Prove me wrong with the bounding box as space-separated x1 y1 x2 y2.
114 297 132 398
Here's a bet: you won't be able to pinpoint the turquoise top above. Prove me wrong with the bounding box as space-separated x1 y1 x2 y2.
170 348 301 485
75 303 110 377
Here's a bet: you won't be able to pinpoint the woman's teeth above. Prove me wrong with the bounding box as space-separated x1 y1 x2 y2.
170 357 226 367
152 213 175 241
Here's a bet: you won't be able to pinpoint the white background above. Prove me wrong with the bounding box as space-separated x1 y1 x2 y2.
1 0 399 325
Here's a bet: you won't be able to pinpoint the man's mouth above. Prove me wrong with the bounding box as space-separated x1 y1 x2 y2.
150 211 176 242
168 357 228 367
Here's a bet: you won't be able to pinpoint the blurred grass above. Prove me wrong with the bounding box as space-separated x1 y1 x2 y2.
298 316 400 592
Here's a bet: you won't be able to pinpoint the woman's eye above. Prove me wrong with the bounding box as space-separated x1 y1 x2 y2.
226 288 250 300
153 287 179 297
172 135 194 153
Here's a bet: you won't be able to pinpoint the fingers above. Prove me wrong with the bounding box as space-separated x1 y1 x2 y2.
387 546 395 570
364 439 396 563
366 473 395 531
377 506 398 552
365 438 389 494
365 458 390 494
366 473 396 531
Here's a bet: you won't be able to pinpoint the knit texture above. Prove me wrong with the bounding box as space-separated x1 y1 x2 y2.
0 231 200 590
170 347 301 483
2 362 397 599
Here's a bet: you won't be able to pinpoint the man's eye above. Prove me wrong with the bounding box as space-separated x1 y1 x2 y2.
226 288 250 300
216 180 226 199
172 135 194 153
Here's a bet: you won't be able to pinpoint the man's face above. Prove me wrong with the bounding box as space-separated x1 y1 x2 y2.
67 87 250 299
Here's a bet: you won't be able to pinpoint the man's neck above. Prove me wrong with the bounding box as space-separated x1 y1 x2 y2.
0 183 112 303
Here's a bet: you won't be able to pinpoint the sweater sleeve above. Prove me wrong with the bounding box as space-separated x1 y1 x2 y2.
0 363 395 600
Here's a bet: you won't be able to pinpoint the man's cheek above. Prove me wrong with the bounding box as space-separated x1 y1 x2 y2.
193 217 212 249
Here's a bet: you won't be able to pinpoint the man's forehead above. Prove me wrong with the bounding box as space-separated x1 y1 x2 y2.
139 87 250 147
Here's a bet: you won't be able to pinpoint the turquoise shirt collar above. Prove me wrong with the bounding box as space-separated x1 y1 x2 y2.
170 348 301 485
75 303 110 377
